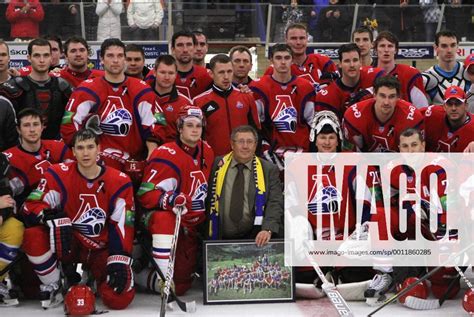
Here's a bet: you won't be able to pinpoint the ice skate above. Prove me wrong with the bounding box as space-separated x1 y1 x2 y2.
40 281 63 309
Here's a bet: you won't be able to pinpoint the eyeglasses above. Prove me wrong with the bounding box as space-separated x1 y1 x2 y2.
232 139 256 145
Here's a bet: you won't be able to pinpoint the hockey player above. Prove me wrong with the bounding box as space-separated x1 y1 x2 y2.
315 43 385 119
343 76 424 152
465 53 474 113
374 31 428 108
264 23 338 90
60 38 163 170
229 45 254 87
423 31 471 105
125 44 149 80
423 85 474 152
145 31 213 99
194 54 261 156
0 38 72 140
15 35 63 76
58 36 104 88
152 54 193 143
137 106 214 295
352 26 375 67
21 129 136 309
250 44 315 169
4 108 73 207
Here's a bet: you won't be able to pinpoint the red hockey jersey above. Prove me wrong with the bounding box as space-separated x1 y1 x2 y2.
138 141 214 226
250 75 316 152
387 64 425 106
61 76 163 161
423 105 474 152
23 162 135 253
343 98 424 152
58 67 104 88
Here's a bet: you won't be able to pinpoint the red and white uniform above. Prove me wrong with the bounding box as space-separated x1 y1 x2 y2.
58 67 104 88
145 65 213 99
194 85 261 156
60 76 163 167
343 98 424 152
250 75 315 153
387 64 428 107
315 66 385 119
423 105 474 152
4 140 73 204
154 86 193 143
137 140 214 295
264 53 338 88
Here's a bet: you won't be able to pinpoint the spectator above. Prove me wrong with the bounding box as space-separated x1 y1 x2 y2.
6 0 44 41
282 0 304 33
420 0 442 42
444 0 474 41
127 0 164 41
41 1 80 40
316 0 351 42
96 0 123 41
207 125 283 245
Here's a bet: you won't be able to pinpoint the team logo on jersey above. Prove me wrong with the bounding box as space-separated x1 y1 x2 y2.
308 174 341 215
236 101 244 109
99 96 132 136
189 171 208 211
203 101 219 115
437 137 459 152
272 95 297 133
35 160 52 175
165 105 174 112
72 194 106 238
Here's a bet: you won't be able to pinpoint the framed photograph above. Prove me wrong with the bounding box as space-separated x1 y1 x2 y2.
203 239 295 305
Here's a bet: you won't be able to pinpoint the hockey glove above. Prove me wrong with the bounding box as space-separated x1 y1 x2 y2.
85 114 103 135
106 253 134 294
159 191 191 214
263 150 284 171
347 88 373 106
44 211 72 258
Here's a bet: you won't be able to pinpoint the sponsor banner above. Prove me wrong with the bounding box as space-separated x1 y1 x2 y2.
307 45 435 59
284 152 474 267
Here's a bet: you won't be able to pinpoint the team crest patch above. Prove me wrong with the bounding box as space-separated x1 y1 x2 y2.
72 207 107 238
308 185 341 215
166 105 174 112
236 101 243 109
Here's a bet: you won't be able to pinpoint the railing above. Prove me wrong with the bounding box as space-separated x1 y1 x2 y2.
1 2 473 43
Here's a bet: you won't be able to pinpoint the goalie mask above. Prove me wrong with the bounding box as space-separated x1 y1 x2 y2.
309 111 343 143
64 285 96 315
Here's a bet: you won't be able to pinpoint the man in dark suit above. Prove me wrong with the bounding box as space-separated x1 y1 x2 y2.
207 125 283 246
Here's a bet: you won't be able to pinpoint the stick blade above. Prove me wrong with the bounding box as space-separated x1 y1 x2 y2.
404 296 440 310
323 288 354 317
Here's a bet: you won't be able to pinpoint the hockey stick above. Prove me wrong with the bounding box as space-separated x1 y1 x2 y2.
368 242 474 316
138 233 196 313
0 252 25 277
303 241 354 317
160 206 184 317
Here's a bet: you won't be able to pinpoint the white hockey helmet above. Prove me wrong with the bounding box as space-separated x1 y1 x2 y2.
309 110 343 142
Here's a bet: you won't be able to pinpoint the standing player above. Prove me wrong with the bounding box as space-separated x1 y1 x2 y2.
250 44 315 168
152 55 192 143
125 44 149 80
264 23 338 90
352 26 375 67
343 76 424 152
192 31 209 69
16 35 63 76
0 38 72 140
4 108 73 207
145 31 212 99
464 53 474 113
374 31 428 108
21 129 135 309
60 38 163 170
423 85 474 152
194 54 261 156
423 31 471 105
315 43 385 119
59 36 104 88
137 106 214 296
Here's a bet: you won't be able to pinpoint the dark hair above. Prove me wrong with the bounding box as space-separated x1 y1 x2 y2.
338 43 361 61
352 26 374 42
171 31 197 48
100 38 125 59
231 125 258 142
41 34 63 53
64 36 89 55
27 38 51 56
269 43 293 59
209 54 231 70
374 31 399 51
17 108 43 126
72 129 99 147
374 76 401 95
154 54 177 70
434 30 459 46
285 23 307 37
229 45 252 61
400 127 424 142
0 39 9 55
125 44 145 59
192 30 208 43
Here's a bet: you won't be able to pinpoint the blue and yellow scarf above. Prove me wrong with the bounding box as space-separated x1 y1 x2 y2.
209 153 266 240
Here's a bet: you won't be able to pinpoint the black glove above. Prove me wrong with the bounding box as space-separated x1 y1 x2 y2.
44 211 72 259
107 253 134 294
347 88 373 106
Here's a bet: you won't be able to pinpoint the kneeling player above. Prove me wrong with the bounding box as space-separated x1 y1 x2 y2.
137 106 214 295
21 129 136 309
